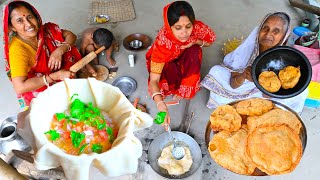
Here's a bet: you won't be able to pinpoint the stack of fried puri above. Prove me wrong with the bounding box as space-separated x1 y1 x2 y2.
208 98 303 175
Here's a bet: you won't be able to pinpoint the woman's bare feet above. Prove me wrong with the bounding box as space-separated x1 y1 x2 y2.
173 94 183 101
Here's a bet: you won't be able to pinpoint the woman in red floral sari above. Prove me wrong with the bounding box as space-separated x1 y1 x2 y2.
146 1 216 125
3 1 81 109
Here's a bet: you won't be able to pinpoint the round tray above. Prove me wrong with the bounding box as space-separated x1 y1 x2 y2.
112 76 137 96
204 99 307 176
148 131 202 179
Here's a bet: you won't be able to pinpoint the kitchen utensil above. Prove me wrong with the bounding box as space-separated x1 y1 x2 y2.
0 116 30 156
69 46 105 73
167 126 185 160
0 158 25 180
78 65 109 82
112 76 137 96
12 149 34 163
252 46 312 98
123 33 151 51
92 15 110 24
148 112 201 179
130 40 143 49
21 78 154 179
205 99 307 176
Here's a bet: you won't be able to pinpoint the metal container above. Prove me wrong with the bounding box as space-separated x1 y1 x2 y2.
130 40 143 49
0 116 30 156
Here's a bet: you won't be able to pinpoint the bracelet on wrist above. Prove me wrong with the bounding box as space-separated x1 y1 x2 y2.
47 74 54 82
156 101 165 108
200 40 205 47
43 75 50 88
57 42 71 51
152 92 162 100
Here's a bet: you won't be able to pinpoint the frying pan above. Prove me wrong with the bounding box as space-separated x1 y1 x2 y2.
251 46 312 98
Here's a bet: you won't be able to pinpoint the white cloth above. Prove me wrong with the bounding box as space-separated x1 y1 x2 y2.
17 78 153 180
201 12 308 113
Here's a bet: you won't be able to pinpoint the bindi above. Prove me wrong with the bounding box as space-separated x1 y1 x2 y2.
22 14 25 16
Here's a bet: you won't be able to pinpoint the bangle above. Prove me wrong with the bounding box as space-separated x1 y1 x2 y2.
58 42 71 51
156 101 164 108
200 40 205 47
47 74 54 82
152 92 162 100
43 75 49 88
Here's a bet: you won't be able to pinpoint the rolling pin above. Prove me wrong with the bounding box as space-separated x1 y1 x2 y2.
69 46 105 73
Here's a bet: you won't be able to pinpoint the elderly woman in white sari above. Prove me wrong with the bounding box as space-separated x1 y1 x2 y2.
201 12 308 113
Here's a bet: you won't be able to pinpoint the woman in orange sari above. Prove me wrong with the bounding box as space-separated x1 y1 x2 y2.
3 1 81 108
146 1 216 125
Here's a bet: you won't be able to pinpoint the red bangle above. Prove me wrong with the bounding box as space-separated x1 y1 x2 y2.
47 74 54 82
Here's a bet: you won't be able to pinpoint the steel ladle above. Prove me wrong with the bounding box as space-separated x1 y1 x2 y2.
166 125 185 160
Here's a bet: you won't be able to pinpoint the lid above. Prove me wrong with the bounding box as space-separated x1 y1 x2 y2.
293 27 311 36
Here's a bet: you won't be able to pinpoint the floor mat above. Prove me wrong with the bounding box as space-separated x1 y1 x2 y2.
90 0 136 23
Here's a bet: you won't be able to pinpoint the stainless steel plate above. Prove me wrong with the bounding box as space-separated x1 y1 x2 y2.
112 76 137 96
204 99 307 176
148 131 202 179
92 15 110 24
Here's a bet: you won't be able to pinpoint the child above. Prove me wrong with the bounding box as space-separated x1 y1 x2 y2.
80 27 117 76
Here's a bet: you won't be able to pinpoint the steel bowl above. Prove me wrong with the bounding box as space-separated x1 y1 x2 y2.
130 40 143 49
251 46 312 98
123 33 151 51
205 99 307 176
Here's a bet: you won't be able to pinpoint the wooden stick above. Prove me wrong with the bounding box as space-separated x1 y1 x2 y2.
289 0 320 15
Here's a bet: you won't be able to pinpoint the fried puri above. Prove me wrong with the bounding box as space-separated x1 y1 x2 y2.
208 125 256 175
247 108 302 134
236 98 274 116
258 71 281 93
210 105 242 132
279 66 301 89
246 125 302 175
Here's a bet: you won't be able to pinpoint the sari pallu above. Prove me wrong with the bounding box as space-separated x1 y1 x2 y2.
146 2 216 99
3 1 81 108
